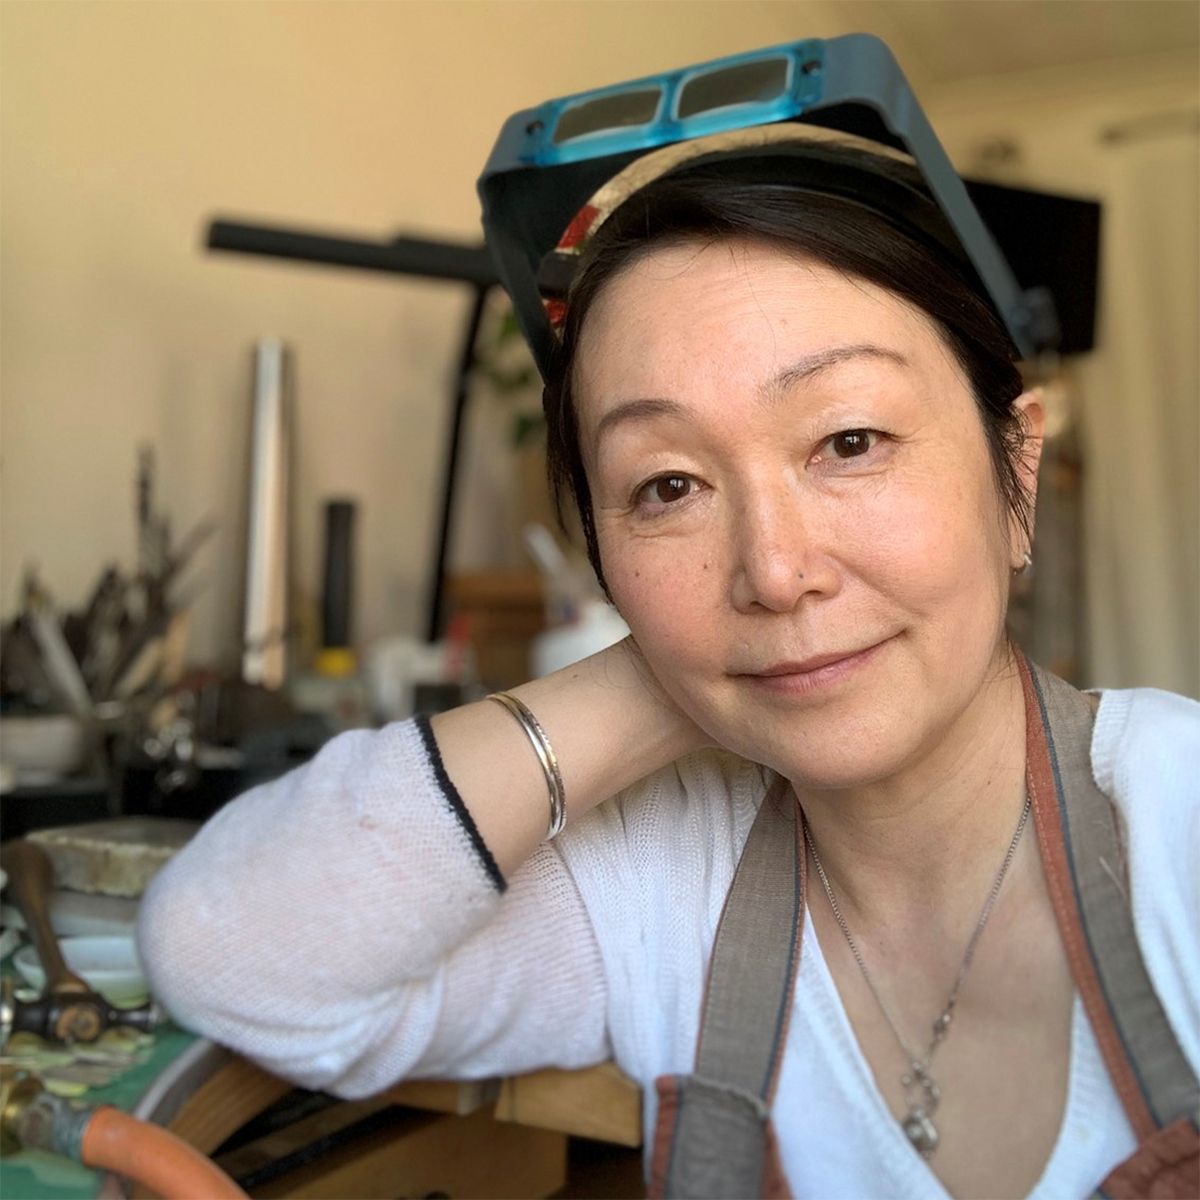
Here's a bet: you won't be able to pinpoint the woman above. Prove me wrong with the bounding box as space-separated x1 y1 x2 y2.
139 134 1199 1198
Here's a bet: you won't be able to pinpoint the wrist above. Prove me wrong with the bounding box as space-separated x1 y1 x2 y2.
510 637 707 818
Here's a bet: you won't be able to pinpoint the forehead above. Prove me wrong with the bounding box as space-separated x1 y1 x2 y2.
574 238 960 422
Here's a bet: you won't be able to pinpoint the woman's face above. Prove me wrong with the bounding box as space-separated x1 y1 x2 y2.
576 238 1041 789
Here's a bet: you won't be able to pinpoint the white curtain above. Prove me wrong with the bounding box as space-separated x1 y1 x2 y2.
1078 121 1199 697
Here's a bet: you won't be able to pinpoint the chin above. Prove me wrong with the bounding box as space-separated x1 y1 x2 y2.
733 717 923 792
678 666 939 791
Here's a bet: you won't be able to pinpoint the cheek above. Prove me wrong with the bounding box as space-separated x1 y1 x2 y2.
602 537 722 668
865 462 1009 627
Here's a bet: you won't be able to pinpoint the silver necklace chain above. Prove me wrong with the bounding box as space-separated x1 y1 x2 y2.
807 795 1031 1160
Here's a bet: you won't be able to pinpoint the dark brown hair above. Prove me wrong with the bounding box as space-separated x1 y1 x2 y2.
543 147 1032 593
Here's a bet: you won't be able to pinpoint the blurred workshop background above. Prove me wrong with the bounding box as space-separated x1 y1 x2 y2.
1 0 1197 742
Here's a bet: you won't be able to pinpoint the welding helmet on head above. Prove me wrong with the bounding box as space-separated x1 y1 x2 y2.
477 34 1057 380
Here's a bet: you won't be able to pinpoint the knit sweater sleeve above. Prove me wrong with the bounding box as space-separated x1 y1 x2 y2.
136 717 610 1098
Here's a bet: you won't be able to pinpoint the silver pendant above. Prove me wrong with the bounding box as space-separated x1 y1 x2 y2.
901 1062 941 1158
902 1108 939 1157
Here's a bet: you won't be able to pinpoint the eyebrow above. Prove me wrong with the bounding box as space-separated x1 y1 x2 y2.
762 343 910 398
592 343 909 444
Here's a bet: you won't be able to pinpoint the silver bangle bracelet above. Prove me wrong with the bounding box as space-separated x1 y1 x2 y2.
487 691 567 839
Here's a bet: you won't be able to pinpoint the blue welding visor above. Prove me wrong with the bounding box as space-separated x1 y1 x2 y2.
478 33 1054 379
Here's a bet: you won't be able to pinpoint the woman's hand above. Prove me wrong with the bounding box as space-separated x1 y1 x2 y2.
431 636 712 879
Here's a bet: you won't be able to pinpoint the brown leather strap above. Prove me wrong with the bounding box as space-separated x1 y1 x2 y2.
1021 657 1199 1145
1096 1116 1200 1199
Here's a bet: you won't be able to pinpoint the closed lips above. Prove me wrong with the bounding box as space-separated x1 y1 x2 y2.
739 644 882 676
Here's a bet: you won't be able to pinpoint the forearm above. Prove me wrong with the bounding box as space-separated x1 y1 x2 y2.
432 637 707 878
137 719 505 1067
138 638 696 1090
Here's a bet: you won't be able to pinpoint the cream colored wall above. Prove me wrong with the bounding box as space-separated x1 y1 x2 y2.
1 0 849 668
3 2 1196 693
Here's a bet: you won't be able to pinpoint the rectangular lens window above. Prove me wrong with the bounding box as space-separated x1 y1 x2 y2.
677 58 789 119
553 88 662 144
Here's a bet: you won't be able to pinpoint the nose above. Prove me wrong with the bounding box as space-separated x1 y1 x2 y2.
729 488 839 613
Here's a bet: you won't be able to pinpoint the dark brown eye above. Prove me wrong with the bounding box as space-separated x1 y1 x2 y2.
653 475 692 503
830 430 874 458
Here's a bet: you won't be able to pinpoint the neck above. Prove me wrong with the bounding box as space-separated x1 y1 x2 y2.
794 641 1030 928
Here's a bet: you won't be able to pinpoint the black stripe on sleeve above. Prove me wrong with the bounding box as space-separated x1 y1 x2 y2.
415 714 507 893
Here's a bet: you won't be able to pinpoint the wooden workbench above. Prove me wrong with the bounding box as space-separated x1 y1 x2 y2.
2 1026 644 1200
130 1041 643 1199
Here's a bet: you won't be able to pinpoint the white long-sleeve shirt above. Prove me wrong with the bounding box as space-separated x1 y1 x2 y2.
138 686 1200 1198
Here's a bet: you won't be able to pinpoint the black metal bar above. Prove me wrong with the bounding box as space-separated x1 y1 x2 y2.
426 284 492 643
203 215 502 647
207 219 499 287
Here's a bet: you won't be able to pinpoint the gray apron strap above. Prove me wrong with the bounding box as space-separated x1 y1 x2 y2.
649 775 804 1199
1021 657 1199 1196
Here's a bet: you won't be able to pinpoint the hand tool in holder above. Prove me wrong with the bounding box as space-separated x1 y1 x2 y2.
0 840 162 1045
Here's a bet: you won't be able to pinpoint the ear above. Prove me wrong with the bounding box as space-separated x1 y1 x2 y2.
1010 388 1046 563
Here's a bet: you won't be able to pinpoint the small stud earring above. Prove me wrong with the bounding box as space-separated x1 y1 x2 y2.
1013 551 1033 576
